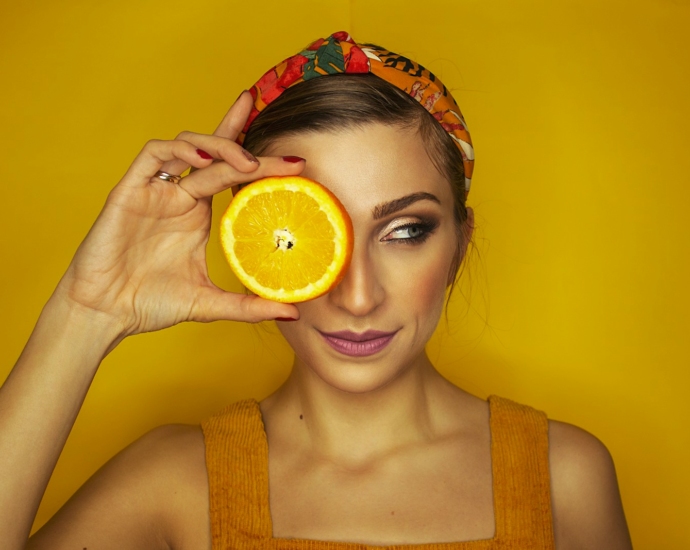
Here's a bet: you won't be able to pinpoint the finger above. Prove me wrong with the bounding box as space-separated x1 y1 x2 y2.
190 285 299 324
214 90 254 139
157 91 254 176
179 155 306 199
228 154 305 195
118 139 216 188
159 131 259 177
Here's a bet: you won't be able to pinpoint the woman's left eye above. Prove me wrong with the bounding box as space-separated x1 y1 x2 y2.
382 220 438 244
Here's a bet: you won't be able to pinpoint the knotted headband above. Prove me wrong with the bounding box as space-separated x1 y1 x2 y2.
236 31 475 199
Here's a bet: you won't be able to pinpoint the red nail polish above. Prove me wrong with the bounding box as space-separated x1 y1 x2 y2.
282 156 305 163
196 148 213 160
275 317 298 322
242 149 259 163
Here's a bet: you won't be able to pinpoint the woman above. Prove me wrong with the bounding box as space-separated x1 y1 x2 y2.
1 32 632 549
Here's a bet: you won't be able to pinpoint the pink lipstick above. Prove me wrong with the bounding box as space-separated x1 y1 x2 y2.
318 329 398 357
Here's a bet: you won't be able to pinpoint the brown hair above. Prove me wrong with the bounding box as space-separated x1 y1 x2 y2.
242 73 474 317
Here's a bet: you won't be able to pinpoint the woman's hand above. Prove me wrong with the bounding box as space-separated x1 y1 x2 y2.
54 91 302 338
0 94 305 550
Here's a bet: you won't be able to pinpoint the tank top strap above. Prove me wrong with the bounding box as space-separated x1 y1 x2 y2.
202 398 272 548
202 396 555 549
487 395 555 547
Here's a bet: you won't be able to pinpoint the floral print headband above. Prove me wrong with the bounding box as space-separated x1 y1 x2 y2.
236 31 475 199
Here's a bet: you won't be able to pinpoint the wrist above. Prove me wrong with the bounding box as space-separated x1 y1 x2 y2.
40 289 128 360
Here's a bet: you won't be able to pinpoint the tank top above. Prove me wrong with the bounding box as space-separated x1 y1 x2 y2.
201 395 555 549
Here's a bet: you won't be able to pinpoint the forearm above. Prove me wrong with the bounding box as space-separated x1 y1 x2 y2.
0 292 124 549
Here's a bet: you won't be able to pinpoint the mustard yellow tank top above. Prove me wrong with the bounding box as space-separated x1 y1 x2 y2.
201 395 555 549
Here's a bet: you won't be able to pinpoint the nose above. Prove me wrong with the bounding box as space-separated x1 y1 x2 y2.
327 242 385 317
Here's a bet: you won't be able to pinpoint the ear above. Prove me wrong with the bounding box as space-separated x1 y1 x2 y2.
465 206 475 244
447 206 475 287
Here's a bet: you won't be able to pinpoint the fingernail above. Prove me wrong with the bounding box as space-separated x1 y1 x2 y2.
196 148 213 160
282 156 305 163
236 89 247 101
275 317 298 322
242 149 259 163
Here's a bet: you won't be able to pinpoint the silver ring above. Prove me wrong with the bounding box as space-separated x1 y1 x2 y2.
152 171 182 184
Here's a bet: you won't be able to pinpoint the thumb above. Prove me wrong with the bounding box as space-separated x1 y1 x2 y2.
190 285 300 324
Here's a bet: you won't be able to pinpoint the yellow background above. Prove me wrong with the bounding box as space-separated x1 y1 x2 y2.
1 0 688 546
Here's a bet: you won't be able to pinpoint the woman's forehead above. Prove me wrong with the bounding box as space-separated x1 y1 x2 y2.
263 125 452 217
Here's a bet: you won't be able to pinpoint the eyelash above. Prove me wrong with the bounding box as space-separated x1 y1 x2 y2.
383 219 439 245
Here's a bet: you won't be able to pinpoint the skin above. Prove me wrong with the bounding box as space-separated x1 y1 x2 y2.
0 93 633 549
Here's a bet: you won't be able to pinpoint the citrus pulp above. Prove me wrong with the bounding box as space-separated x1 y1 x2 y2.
220 176 354 303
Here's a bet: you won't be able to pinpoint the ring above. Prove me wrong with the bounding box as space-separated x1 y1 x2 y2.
151 171 182 184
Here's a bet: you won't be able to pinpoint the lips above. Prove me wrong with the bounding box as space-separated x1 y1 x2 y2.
318 329 398 342
318 329 399 357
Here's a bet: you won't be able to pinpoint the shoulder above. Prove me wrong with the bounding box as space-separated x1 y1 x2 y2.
132 423 207 468
547 419 632 550
93 423 209 502
29 424 210 550
123 423 209 497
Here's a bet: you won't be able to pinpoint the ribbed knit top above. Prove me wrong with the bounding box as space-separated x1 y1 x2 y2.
201 395 555 549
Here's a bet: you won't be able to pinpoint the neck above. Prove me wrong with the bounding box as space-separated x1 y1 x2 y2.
260 352 460 466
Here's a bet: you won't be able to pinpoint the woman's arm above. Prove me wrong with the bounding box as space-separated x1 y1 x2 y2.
0 93 303 549
0 294 123 549
549 420 634 549
26 423 210 550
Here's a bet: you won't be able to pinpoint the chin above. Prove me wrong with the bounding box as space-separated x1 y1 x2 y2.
306 360 405 395
298 335 421 395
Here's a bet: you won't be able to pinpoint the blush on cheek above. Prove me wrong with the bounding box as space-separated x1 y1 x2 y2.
397 251 450 330
418 263 449 313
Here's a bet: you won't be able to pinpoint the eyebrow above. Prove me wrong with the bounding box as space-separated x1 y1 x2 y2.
371 192 441 220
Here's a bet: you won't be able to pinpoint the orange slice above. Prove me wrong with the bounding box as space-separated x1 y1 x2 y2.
220 176 354 303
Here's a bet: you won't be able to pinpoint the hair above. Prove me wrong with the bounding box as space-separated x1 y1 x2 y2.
242 73 475 319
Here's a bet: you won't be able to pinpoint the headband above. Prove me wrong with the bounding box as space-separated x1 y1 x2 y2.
236 31 475 199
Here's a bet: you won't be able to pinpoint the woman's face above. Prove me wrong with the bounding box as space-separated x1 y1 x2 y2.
263 123 473 394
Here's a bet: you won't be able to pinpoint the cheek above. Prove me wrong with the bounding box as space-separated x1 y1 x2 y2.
274 300 318 341
386 238 454 314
